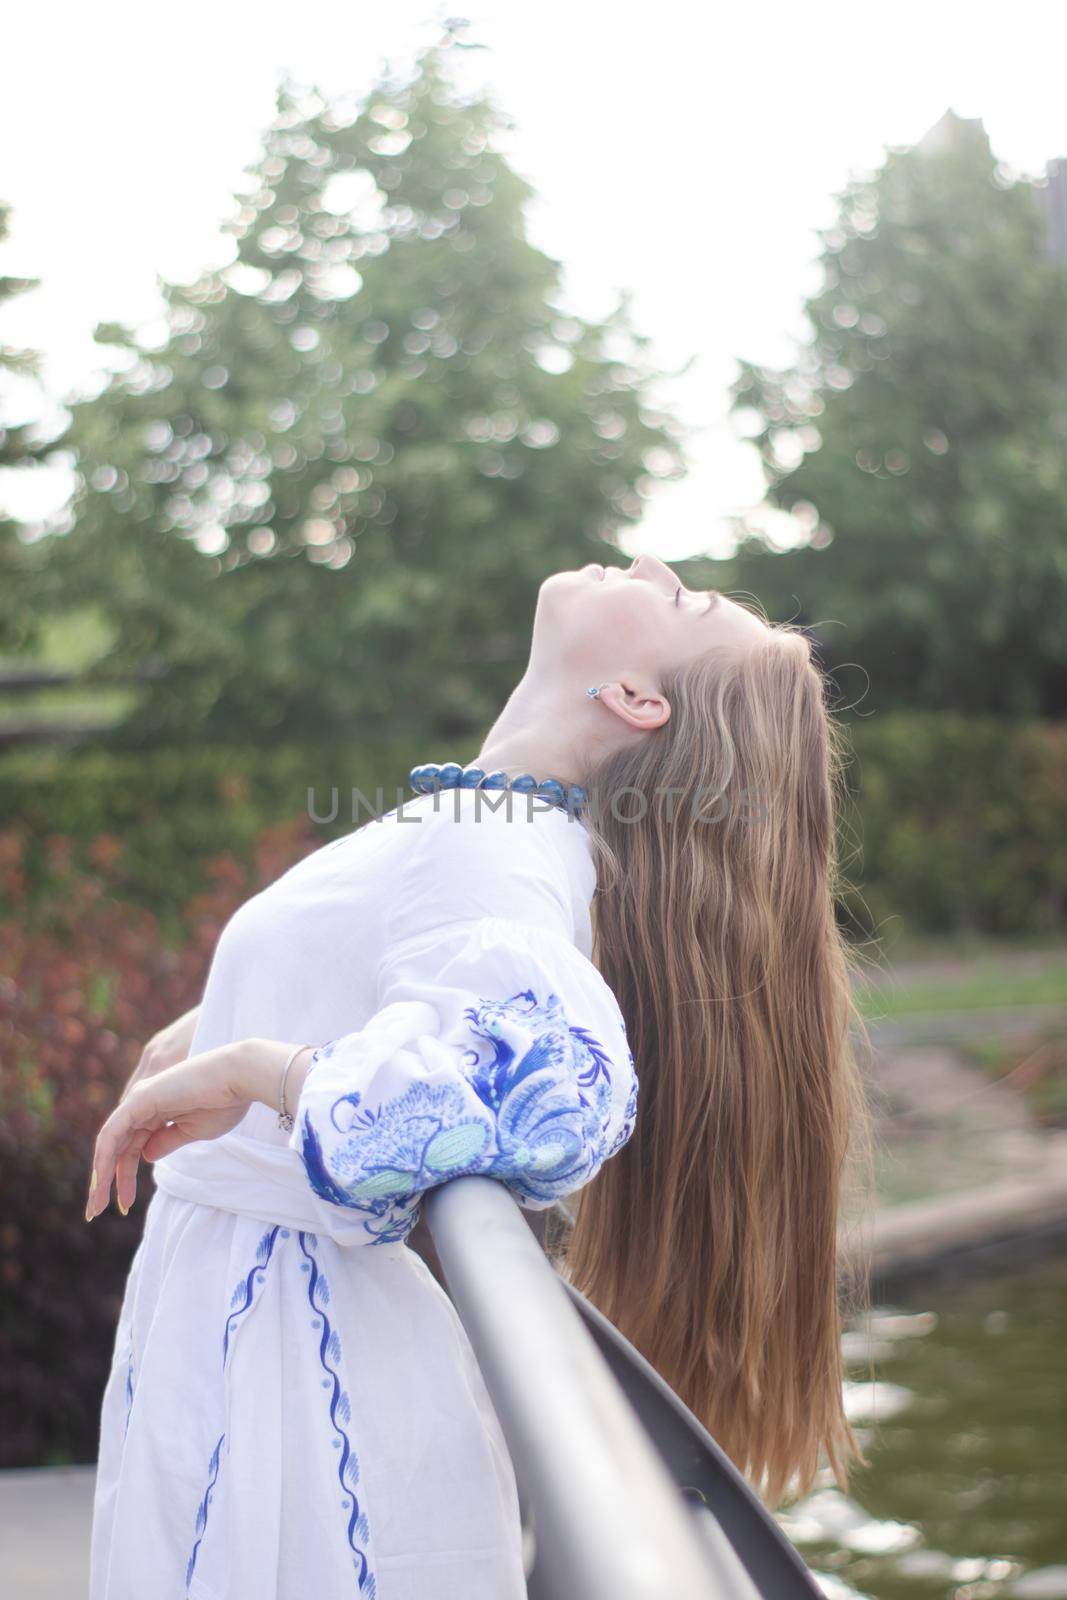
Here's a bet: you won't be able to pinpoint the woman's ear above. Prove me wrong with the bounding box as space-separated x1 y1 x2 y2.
597 678 671 733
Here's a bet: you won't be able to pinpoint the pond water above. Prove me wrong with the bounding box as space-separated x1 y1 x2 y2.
776 1251 1067 1600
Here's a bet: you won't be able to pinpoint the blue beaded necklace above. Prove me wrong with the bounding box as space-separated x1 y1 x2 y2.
409 761 588 818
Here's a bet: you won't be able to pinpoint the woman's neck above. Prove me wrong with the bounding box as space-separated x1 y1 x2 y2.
469 675 592 789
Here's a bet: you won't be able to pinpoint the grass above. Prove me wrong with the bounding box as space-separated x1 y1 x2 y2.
0 686 136 734
13 608 116 670
854 961 1067 1018
0 606 135 734
850 931 1067 1017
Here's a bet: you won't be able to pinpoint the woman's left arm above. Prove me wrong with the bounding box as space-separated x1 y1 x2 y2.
84 1038 313 1220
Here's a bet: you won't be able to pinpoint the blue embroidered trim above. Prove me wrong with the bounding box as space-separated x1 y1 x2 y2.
123 1345 134 1439
185 1432 225 1590
185 1225 283 1593
298 1231 377 1595
223 1224 281 1365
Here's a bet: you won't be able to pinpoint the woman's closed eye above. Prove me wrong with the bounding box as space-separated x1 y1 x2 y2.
674 585 682 607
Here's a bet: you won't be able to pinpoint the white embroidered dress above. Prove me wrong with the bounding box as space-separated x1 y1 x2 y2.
89 785 639 1600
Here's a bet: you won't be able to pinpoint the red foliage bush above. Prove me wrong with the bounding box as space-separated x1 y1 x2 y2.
0 815 319 1466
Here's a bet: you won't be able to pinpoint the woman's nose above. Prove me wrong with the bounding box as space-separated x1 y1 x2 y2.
629 552 676 587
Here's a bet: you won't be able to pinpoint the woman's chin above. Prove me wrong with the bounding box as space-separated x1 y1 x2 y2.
536 570 578 606
540 564 602 593
530 576 594 659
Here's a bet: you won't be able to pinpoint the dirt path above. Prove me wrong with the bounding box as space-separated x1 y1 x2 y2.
865 1032 1067 1207
843 996 1067 1281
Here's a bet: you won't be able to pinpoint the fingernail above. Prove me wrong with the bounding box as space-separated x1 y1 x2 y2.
89 1167 98 1194
85 1202 94 1223
117 1197 129 1217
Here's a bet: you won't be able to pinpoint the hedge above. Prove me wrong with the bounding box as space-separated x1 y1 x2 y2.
836 712 1067 937
0 739 418 931
1 714 1065 937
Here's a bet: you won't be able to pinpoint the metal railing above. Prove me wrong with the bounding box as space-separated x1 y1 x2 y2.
423 1176 822 1600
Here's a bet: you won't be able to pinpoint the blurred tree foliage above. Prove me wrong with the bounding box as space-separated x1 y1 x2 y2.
729 111 1067 716
0 201 48 656
40 29 686 746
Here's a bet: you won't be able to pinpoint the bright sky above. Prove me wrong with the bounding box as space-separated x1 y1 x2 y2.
2 1 1065 557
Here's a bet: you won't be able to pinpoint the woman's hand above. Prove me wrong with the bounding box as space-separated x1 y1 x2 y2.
119 1005 202 1104
111 1005 203 1205
85 1038 310 1221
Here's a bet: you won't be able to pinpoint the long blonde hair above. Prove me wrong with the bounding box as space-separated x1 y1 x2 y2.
558 619 875 1509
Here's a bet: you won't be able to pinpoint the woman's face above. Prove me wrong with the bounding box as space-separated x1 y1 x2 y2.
531 552 768 683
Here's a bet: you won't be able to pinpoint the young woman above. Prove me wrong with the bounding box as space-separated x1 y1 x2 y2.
85 552 872 1599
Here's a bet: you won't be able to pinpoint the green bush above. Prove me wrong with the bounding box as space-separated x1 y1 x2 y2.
841 713 1067 937
0 812 323 1466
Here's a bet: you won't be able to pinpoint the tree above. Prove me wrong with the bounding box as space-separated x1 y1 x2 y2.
41 27 687 747
728 110 1067 716
0 202 49 655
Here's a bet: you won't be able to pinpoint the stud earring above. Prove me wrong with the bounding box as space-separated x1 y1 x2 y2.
586 682 611 699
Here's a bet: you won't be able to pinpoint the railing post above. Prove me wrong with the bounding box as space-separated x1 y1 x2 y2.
424 1176 738 1598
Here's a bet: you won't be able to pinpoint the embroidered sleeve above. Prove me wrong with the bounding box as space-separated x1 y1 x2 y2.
286 915 639 1246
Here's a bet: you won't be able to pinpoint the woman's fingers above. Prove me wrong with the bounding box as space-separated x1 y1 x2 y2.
114 1125 155 1214
85 1045 258 1220
141 1121 202 1163
87 1084 167 1220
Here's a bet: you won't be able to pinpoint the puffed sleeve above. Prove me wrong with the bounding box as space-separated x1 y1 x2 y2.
285 800 639 1246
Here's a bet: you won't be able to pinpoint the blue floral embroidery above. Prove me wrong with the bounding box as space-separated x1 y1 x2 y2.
571 1022 615 1093
609 1060 639 1157
362 1198 423 1245
298 987 633 1237
185 1432 225 1590
298 1231 376 1595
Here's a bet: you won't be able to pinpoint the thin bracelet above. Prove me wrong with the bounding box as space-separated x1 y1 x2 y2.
278 1043 314 1132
